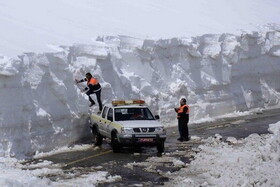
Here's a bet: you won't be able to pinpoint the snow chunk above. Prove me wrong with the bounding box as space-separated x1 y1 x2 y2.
0 57 19 76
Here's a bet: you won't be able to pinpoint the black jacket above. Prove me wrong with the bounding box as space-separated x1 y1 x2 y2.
175 105 189 123
80 78 101 92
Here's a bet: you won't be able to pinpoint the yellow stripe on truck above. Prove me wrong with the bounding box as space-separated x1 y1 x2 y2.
110 122 122 130
91 114 121 131
91 114 102 122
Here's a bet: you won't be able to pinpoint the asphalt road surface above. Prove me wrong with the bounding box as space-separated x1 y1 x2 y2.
27 108 280 186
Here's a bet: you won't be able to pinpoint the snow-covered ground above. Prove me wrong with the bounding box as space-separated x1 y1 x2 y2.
0 121 279 186
0 153 122 186
1 0 280 186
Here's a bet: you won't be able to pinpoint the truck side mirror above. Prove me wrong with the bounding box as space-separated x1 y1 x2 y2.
155 115 160 119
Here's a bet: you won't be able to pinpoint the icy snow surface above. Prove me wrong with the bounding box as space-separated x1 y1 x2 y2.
0 156 121 186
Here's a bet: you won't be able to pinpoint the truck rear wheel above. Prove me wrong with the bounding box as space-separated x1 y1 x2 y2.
111 132 121 153
91 126 103 146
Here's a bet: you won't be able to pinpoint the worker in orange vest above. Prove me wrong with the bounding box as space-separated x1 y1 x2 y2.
75 72 103 112
174 98 190 142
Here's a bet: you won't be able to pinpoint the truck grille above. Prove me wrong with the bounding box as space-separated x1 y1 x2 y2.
133 128 155 133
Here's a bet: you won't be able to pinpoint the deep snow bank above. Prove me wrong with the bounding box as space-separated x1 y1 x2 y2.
1 30 280 157
165 122 280 187
0 54 91 158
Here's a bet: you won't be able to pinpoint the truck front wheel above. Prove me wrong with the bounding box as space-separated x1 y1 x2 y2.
157 141 164 153
111 132 121 153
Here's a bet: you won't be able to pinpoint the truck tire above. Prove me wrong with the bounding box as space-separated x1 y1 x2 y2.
111 132 121 153
91 126 103 146
157 141 164 153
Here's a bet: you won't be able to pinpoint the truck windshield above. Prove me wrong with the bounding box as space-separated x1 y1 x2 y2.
114 108 155 121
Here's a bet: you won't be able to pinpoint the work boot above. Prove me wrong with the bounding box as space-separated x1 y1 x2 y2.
177 137 183 142
183 138 190 141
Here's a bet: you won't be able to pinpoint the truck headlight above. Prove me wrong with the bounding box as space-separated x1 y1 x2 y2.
121 127 134 134
155 127 165 133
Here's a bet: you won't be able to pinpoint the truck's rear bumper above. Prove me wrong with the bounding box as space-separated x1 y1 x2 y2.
118 134 166 146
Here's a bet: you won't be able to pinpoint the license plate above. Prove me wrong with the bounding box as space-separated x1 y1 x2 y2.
139 138 153 142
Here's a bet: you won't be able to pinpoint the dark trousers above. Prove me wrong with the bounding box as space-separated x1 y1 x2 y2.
86 89 103 111
178 119 189 140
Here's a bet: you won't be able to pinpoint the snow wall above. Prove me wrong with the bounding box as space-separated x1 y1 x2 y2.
1 30 280 158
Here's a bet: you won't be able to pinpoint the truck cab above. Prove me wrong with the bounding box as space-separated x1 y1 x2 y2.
90 100 166 153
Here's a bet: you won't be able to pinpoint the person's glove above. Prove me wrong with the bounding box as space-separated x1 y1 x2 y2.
75 79 80 84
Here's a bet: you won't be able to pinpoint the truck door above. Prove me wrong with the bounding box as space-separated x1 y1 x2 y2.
99 106 109 134
103 108 113 137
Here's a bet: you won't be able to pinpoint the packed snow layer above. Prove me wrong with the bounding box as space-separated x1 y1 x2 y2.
0 157 121 186
166 121 280 187
1 30 280 158
1 0 280 57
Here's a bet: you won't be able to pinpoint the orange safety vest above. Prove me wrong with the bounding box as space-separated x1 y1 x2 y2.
177 104 189 119
87 77 99 86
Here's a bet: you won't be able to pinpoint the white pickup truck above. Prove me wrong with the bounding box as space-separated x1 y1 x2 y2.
90 100 166 153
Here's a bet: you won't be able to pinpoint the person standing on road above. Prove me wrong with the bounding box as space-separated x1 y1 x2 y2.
174 98 190 142
75 72 103 112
